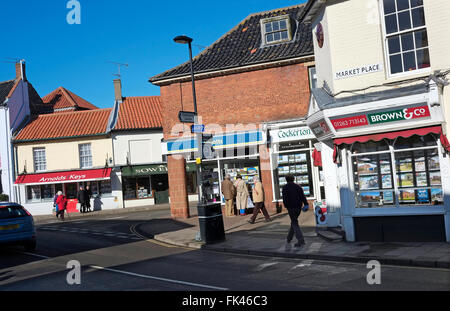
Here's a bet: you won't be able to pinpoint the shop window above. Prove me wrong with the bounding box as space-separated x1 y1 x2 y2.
26 184 55 203
382 0 430 75
351 134 443 208
274 151 314 199
308 67 317 90
33 148 46 172
99 180 112 196
122 178 151 200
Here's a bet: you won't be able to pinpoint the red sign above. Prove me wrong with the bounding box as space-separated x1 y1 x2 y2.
15 168 112 185
331 115 368 130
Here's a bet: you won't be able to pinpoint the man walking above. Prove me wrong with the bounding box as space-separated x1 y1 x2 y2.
282 174 309 247
221 174 236 217
248 176 272 224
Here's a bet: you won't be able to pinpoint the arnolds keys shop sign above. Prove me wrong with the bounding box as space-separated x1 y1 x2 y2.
331 105 431 130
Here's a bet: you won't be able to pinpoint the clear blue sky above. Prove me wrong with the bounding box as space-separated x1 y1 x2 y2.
0 0 306 109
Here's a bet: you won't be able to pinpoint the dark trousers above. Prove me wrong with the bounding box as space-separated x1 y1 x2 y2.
56 210 65 220
80 203 87 213
250 202 270 222
286 207 305 244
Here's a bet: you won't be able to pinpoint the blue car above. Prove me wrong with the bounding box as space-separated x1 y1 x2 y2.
0 202 36 251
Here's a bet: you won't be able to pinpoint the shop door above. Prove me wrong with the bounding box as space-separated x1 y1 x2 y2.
152 174 169 204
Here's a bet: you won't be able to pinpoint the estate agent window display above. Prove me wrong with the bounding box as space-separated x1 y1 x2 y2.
349 134 443 208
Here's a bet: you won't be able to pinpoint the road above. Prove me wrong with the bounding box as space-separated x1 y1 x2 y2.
1 209 449 292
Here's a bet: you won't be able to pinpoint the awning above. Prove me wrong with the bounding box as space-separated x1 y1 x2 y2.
312 148 322 167
333 126 450 163
163 130 265 154
15 168 112 185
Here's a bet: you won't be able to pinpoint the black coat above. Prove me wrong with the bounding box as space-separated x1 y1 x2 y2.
282 182 309 210
77 190 89 204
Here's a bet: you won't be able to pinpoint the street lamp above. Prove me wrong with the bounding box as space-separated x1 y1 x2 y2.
174 35 203 204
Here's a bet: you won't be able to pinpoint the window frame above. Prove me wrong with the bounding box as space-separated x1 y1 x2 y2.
349 134 443 209
79 143 93 169
33 147 47 173
260 15 293 46
379 0 431 78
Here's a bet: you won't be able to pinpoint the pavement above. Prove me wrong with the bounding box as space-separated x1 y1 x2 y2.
32 204 450 270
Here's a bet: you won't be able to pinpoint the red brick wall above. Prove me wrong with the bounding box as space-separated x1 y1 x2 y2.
160 63 312 218
167 156 190 219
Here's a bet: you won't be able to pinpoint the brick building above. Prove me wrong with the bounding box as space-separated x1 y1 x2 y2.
150 4 318 219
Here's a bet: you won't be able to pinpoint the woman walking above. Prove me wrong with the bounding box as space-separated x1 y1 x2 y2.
55 191 68 221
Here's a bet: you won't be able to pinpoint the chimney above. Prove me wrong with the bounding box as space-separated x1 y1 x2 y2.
15 60 27 81
113 79 123 103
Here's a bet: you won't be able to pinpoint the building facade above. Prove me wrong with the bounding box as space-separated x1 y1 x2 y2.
150 4 317 219
301 0 450 242
13 108 122 216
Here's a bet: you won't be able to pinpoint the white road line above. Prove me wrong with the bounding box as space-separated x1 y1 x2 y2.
20 252 51 259
89 265 228 291
290 260 314 270
255 262 279 272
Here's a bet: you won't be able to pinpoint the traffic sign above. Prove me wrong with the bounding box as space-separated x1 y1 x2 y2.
191 124 205 133
178 111 197 123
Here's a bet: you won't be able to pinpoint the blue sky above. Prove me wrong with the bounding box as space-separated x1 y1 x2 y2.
0 0 306 109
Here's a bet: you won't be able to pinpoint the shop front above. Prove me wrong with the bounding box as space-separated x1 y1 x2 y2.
307 83 450 242
121 164 169 207
163 130 265 208
14 167 121 216
267 123 323 207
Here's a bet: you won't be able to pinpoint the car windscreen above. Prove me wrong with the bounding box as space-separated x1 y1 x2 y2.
0 206 28 219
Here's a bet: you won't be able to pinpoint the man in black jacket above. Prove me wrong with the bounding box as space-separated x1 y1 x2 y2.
77 186 89 213
282 174 309 247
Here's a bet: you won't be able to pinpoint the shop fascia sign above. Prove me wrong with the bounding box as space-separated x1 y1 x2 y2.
134 165 167 175
334 63 382 80
39 174 87 183
271 126 315 143
331 105 431 130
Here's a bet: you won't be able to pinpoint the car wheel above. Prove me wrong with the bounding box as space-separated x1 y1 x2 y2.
24 240 37 252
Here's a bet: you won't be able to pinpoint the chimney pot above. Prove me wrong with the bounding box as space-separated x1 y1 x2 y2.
113 79 122 103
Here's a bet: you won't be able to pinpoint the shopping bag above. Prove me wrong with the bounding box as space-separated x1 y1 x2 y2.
247 197 254 208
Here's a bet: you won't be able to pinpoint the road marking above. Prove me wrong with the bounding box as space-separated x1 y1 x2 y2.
20 252 51 260
290 260 314 270
129 224 183 249
255 262 279 272
89 265 228 291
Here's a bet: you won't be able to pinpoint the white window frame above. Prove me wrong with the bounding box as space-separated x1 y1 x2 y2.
79 143 93 169
33 147 46 172
260 15 293 46
379 0 431 78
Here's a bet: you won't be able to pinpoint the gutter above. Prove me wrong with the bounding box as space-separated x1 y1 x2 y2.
13 132 110 144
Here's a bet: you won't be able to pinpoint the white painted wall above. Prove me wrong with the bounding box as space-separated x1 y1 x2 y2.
112 131 164 166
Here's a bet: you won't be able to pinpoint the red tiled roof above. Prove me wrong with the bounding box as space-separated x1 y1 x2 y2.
114 96 162 130
14 108 112 142
42 87 98 112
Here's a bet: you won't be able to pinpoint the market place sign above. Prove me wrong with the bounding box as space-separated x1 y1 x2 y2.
334 63 382 80
271 126 315 143
331 105 431 130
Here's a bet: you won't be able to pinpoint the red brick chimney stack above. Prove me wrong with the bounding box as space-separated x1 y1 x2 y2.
15 60 26 81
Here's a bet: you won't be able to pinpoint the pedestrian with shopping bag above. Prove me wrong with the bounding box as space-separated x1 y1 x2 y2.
282 174 309 248
248 176 272 224
234 174 249 216
221 174 236 217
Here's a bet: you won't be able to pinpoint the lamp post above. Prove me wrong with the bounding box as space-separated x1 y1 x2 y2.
174 35 203 204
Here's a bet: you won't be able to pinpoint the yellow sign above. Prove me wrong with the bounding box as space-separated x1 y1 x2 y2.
196 158 202 165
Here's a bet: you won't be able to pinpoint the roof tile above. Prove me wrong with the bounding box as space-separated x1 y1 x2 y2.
114 96 162 131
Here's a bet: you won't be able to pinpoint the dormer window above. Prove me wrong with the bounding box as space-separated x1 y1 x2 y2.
261 15 292 45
